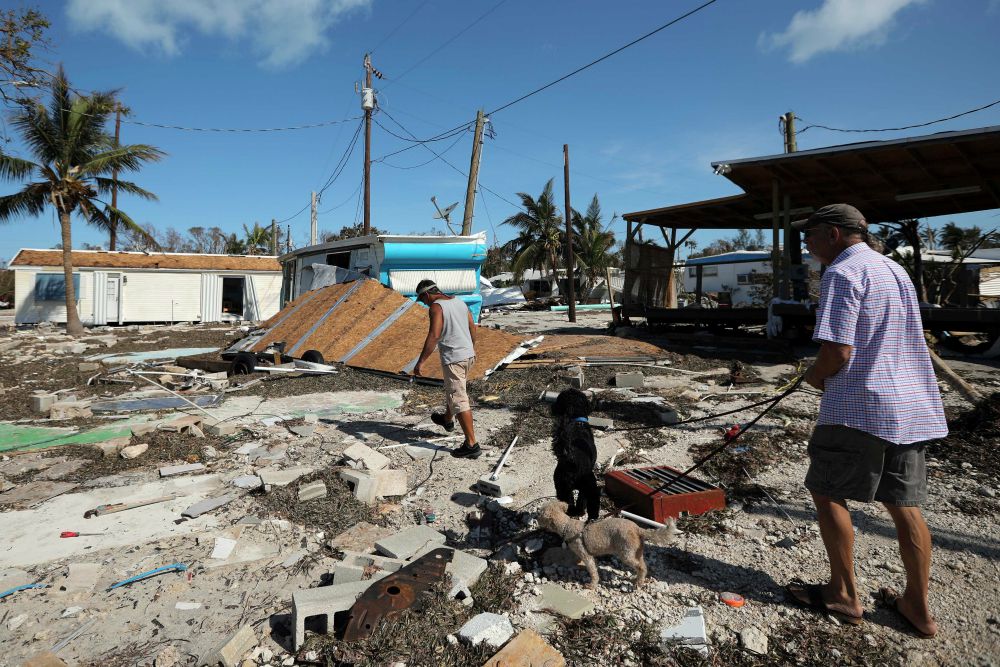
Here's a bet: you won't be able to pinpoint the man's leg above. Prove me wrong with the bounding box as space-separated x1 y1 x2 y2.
882 503 937 637
455 409 476 446
810 491 864 618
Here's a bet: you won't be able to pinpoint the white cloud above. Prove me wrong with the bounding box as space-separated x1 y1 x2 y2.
760 0 926 64
66 0 372 68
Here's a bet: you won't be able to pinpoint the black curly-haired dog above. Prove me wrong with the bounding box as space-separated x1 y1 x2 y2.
551 388 600 522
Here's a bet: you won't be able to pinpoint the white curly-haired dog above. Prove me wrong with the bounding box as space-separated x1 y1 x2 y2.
536 500 680 589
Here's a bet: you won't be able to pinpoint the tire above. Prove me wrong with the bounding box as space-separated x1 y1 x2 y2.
231 352 257 375
301 350 325 364
935 331 1000 356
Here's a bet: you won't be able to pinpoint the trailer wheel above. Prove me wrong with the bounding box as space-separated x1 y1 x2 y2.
935 331 1000 355
301 350 325 364
231 352 257 375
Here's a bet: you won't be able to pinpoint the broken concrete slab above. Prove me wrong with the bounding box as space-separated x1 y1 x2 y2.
339 469 378 504
740 626 768 656
375 525 446 560
615 371 644 388
476 474 523 498
537 583 594 620
338 551 405 573
342 443 390 471
291 581 373 650
204 420 237 437
181 492 238 519
483 629 566 667
298 481 327 502
56 563 101 595
87 436 130 458
20 652 68 667
588 416 614 430
373 469 407 497
458 612 514 648
77 362 101 372
230 475 263 490
411 545 488 588
159 463 206 477
205 624 257 667
404 441 449 460
120 443 149 460
289 424 316 438
257 466 314 487
210 537 239 560
131 423 158 437
0 481 77 509
327 522 395 553
35 460 89 480
659 606 708 656
49 401 93 420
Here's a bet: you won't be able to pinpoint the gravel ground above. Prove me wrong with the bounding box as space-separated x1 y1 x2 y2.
0 314 997 666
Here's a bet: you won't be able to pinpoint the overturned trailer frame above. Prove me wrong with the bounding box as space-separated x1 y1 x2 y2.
622 125 1000 335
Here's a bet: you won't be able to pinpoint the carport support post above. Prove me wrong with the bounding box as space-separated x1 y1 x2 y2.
771 180 781 299
781 194 792 299
563 144 577 322
695 265 703 304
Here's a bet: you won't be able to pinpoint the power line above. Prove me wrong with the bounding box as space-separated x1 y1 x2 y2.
369 0 431 56
486 0 720 116
319 178 364 214
119 116 364 133
387 0 509 85
378 131 467 169
796 97 1000 135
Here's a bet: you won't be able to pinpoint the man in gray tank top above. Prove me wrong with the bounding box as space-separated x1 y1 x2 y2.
412 279 481 458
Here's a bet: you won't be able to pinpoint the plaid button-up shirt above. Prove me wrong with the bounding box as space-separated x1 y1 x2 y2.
813 243 947 445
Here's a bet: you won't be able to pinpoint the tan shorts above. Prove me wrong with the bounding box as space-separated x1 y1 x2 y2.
442 357 475 415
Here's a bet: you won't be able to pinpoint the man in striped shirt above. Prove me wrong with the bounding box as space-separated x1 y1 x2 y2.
786 204 947 638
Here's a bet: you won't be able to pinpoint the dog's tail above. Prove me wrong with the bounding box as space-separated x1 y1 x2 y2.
642 517 682 546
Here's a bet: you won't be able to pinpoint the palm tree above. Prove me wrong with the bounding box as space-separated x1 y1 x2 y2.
920 224 938 251
223 232 246 255
0 66 164 335
502 179 563 291
242 222 270 255
571 194 616 292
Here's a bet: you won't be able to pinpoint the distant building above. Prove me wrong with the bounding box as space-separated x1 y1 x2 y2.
681 250 820 306
10 249 281 325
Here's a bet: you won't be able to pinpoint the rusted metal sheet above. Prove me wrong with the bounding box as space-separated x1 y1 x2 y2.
341 547 452 641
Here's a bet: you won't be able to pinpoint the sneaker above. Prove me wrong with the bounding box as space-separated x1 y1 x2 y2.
450 442 481 459
431 412 455 432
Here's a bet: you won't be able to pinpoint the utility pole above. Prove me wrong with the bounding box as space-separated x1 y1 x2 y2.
461 109 486 235
286 225 292 253
110 103 122 250
780 111 804 299
310 191 318 246
563 144 576 323
271 218 277 255
781 111 797 153
362 54 375 235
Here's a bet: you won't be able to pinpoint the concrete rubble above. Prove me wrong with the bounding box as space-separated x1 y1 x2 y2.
0 314 994 666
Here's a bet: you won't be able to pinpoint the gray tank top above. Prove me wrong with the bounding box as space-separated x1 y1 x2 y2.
435 297 475 365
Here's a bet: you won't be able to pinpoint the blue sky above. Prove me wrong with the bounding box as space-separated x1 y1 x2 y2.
2 0 999 264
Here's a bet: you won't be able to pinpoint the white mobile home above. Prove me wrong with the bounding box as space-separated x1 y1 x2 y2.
10 249 282 326
681 250 820 306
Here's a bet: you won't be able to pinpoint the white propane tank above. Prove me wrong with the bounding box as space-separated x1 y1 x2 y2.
361 87 375 110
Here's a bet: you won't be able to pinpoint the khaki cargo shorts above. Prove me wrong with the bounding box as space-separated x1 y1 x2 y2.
805 425 929 506
442 357 475 415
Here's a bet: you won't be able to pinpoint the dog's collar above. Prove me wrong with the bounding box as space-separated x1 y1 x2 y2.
572 417 589 423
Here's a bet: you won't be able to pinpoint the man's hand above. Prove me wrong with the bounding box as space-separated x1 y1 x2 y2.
412 362 423 378
804 367 825 391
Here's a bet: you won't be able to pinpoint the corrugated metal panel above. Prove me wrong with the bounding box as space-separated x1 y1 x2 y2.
93 272 107 325
201 274 222 322
388 269 477 295
251 273 282 319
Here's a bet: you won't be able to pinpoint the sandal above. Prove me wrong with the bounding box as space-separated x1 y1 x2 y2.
785 581 864 626
877 587 936 639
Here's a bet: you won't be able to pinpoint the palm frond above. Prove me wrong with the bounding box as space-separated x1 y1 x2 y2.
93 177 158 200
0 154 39 181
0 186 48 222
78 144 166 176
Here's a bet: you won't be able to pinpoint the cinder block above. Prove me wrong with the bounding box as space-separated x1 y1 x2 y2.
457 612 514 648
615 371 644 388
204 420 237 437
30 393 58 414
375 525 446 560
49 400 92 419
298 481 327 502
339 469 378 504
342 443 389 471
291 581 372 650
338 550 405 573
374 469 407 497
562 365 584 389
206 625 258 667
332 563 366 584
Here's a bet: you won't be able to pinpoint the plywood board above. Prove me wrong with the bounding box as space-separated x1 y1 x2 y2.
253 284 350 353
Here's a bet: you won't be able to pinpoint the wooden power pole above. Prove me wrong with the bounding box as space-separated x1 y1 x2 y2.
563 144 577 322
271 218 277 255
461 109 486 235
310 191 318 245
362 54 375 235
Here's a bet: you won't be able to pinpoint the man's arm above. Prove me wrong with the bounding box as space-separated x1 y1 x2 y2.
804 341 852 391
413 303 444 376
467 307 477 346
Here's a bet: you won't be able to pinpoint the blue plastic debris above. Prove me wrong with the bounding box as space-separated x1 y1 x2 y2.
0 583 47 600
107 563 187 591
